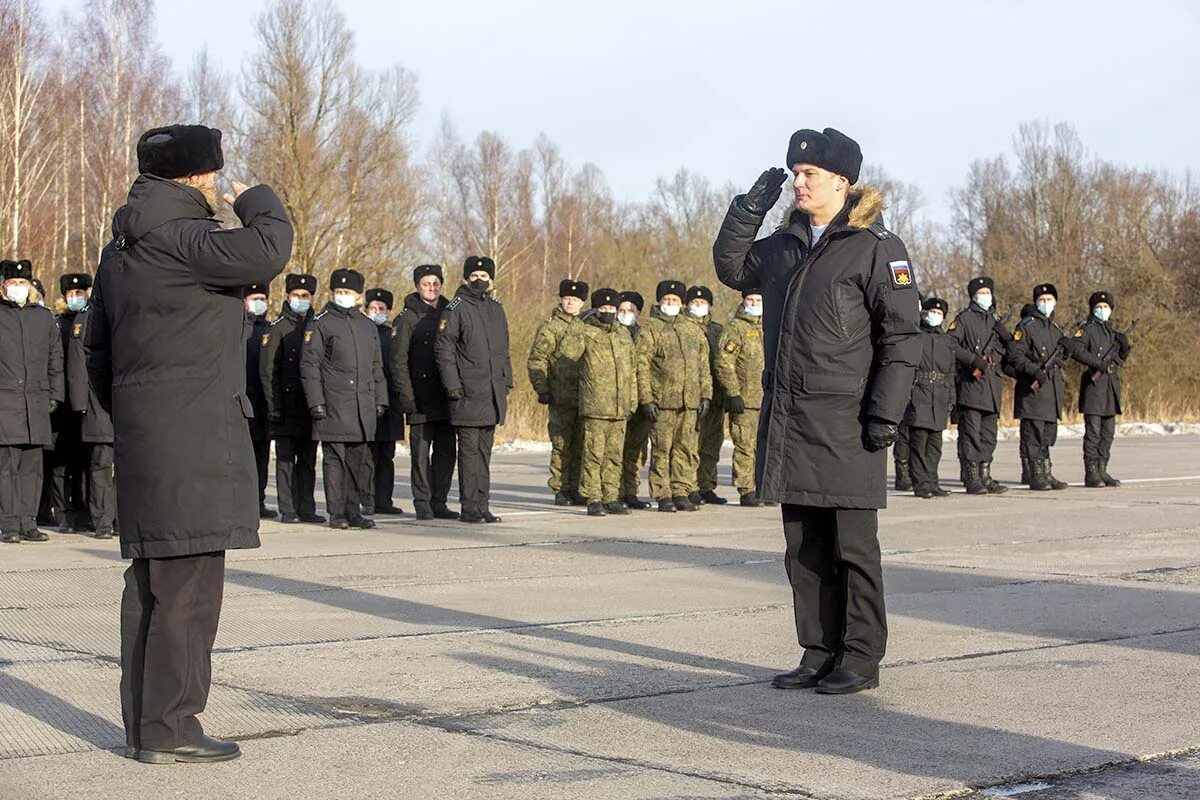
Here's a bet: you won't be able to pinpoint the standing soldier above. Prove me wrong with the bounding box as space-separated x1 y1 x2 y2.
714 288 766 507
436 256 512 524
48 273 91 531
243 283 274 519
904 298 959 498
63 274 115 538
1007 283 1069 491
300 269 388 529
559 288 638 516
714 127 921 694
617 290 652 510
527 279 588 506
261 274 323 524
0 259 64 544
687 285 728 506
364 288 405 515
1064 291 1130 488
392 265 458 521
948 276 1011 494
636 279 712 513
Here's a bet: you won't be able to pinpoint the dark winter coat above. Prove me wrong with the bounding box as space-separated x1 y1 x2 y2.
713 185 922 509
300 302 388 442
948 303 1011 414
434 284 512 428
0 299 63 446
391 292 450 425
86 176 292 559
373 320 404 441
1006 311 1067 422
904 325 958 431
245 312 270 442
1064 317 1128 416
50 311 82 450
64 307 113 443
261 302 314 439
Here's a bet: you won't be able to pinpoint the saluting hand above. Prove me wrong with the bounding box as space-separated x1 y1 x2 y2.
740 168 788 216
221 180 249 208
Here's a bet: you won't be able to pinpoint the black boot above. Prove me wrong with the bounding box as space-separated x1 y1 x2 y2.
1100 460 1121 487
963 461 987 495
930 484 952 497
739 491 765 507
1046 460 1069 490
699 489 727 505
553 491 572 506
1020 456 1031 485
913 483 934 499
603 501 630 515
1084 460 1105 488
687 491 703 507
674 495 699 512
1029 459 1052 491
657 498 676 513
622 495 650 510
586 502 607 517
567 489 588 506
894 459 912 491
981 461 1007 494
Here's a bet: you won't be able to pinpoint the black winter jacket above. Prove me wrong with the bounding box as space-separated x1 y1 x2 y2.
948 303 1011 414
904 325 959 431
435 284 512 428
0 300 63 446
1064 317 1128 416
261 302 314 439
1006 311 1068 422
300 302 388 442
391 292 450 425
65 307 113 443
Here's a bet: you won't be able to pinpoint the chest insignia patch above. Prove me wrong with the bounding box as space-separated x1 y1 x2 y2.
1013 329 1023 341
304 331 313 344
72 323 82 338
888 260 913 287
261 333 270 347
723 340 739 353
1074 328 1084 338
439 319 448 331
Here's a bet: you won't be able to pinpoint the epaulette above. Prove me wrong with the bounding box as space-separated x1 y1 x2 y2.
397 307 408 318
489 295 502 305
314 310 328 321
867 221 892 240
447 297 462 310
269 317 285 327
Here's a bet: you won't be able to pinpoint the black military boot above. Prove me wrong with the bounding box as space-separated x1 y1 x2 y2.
1084 460 1105 488
567 489 588 506
622 495 650 510
980 461 1008 494
1 532 20 544
1045 460 1069 490
894 459 912 491
1020 456 1031 485
553 491 572 506
687 491 703 507
603 501 630 515
586 502 607 517
930 483 952 497
1100 460 1121 487
963 461 987 495
1029 459 1052 491
914 483 934 499
657 498 676 513
673 495 698 512
740 491 765 507
431 503 460 520
699 489 727 505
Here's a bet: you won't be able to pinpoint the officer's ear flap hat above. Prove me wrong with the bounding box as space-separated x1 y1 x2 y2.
559 279 589 301
591 287 618 309
285 274 317 294
1088 290 1113 309
330 268 365 294
1 259 32 281
1032 282 1058 302
655 279 686 302
365 288 394 309
967 276 994 297
243 283 269 298
922 297 949 314
686 285 714 305
786 128 862 185
137 125 224 179
60 273 91 294
619 290 644 312
741 287 762 298
463 256 496 280
413 264 444 284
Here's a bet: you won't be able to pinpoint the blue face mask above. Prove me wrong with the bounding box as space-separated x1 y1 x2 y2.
1093 306 1111 322
247 299 268 317
370 312 388 325
66 295 87 312
973 293 993 311
1037 300 1055 317
744 304 762 317
288 297 311 314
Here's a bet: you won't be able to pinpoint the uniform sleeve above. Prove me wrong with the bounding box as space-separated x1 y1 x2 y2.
698 332 712 402
558 324 586 361
714 325 743 398
713 197 766 292
186 185 294 291
1004 323 1043 380
260 325 283 417
526 320 556 396
47 315 64 405
83 261 112 413
391 313 417 414
299 320 325 410
372 328 388 407
635 325 656 407
1063 326 1105 371
434 308 463 396
863 239 921 423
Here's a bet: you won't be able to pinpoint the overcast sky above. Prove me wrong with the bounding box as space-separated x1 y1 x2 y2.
50 0 1200 223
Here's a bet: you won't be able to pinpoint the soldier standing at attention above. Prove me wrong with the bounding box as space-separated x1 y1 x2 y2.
617 290 652 510
714 288 766 507
904 298 959 498
364 288 405 515
687 284 728 506
243 283 274 518
1007 283 1069 491
528 279 588 506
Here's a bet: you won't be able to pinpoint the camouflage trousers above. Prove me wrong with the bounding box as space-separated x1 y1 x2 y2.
546 404 583 493
580 417 627 504
729 409 760 493
648 408 699 500
697 392 726 492
620 407 653 498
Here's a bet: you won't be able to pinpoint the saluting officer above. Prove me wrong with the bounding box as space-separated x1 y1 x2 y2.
1007 283 1069 491
687 285 728 506
1063 290 1130 488
435 256 512 524
392 264 458 521
904 298 958 498
300 268 388 529
244 283 274 518
528 279 588 506
0 259 64 544
617 290 652 509
364 288 405 515
714 288 766 506
261 274 323 524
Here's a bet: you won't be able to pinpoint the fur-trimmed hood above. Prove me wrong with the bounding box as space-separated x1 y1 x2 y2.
780 185 885 233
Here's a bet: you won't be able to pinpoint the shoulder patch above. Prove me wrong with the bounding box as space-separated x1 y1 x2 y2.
1073 328 1084 338
439 318 448 331
1013 329 1023 341
888 260 913 287
303 330 313 344
72 323 83 338
723 340 739 354
261 333 270 347
947 320 957 331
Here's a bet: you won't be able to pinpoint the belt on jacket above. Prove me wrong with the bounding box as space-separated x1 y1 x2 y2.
916 370 948 382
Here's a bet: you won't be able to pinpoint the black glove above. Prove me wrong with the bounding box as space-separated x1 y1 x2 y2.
309 404 327 420
376 404 388 417
640 402 659 422
403 402 418 416
972 356 989 373
447 388 464 401
48 399 60 414
739 167 788 216
537 392 553 405
864 417 898 452
269 409 283 423
725 395 745 414
698 398 711 417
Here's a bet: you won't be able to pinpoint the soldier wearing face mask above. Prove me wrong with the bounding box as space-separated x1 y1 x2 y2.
686 285 728 506
244 283 274 518
1063 290 1130 488
261 273 324 524
617 290 653 509
45 273 94 532
904 298 960 498
1006 283 1069 491
715 289 766 506
363 288 405 516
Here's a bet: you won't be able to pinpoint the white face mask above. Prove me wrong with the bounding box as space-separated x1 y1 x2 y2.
617 311 636 327
973 293 993 311
744 304 762 317
247 299 268 317
288 297 311 314
334 294 358 309
688 304 709 318
1037 299 1056 317
66 295 88 312
1093 306 1111 322
370 312 388 325
659 304 680 317
5 284 29 305
924 312 944 328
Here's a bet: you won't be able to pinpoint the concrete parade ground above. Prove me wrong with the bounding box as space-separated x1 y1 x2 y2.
1 435 1199 799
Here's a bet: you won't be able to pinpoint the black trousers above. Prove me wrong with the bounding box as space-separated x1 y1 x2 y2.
0 445 43 535
85 442 116 532
275 437 317 517
456 425 495 517
957 408 999 463
49 439 87 526
782 504 886 677
367 441 396 512
893 422 910 462
120 552 225 751
252 437 270 508
409 420 456 513
1083 414 1115 462
1019 418 1057 460
908 427 944 492
322 441 372 522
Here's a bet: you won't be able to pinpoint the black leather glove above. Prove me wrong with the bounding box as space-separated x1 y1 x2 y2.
725 395 745 414
972 356 989 373
309 404 327 420
739 167 788 216
864 417 898 452
640 402 659 422
698 398 711 417
48 399 60 414
376 404 388 417
537 392 553 405
447 388 464 401
269 409 283 423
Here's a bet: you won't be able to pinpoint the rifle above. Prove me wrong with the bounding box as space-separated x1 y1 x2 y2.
1089 319 1138 384
1030 319 1081 393
973 306 1015 379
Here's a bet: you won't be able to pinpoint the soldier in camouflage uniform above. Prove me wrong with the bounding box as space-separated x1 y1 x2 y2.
686 285 728 506
559 288 638 517
636 280 712 513
715 288 765 506
527 279 589 505
616 291 652 509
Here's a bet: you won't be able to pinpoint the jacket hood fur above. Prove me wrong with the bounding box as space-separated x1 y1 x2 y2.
781 185 885 233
